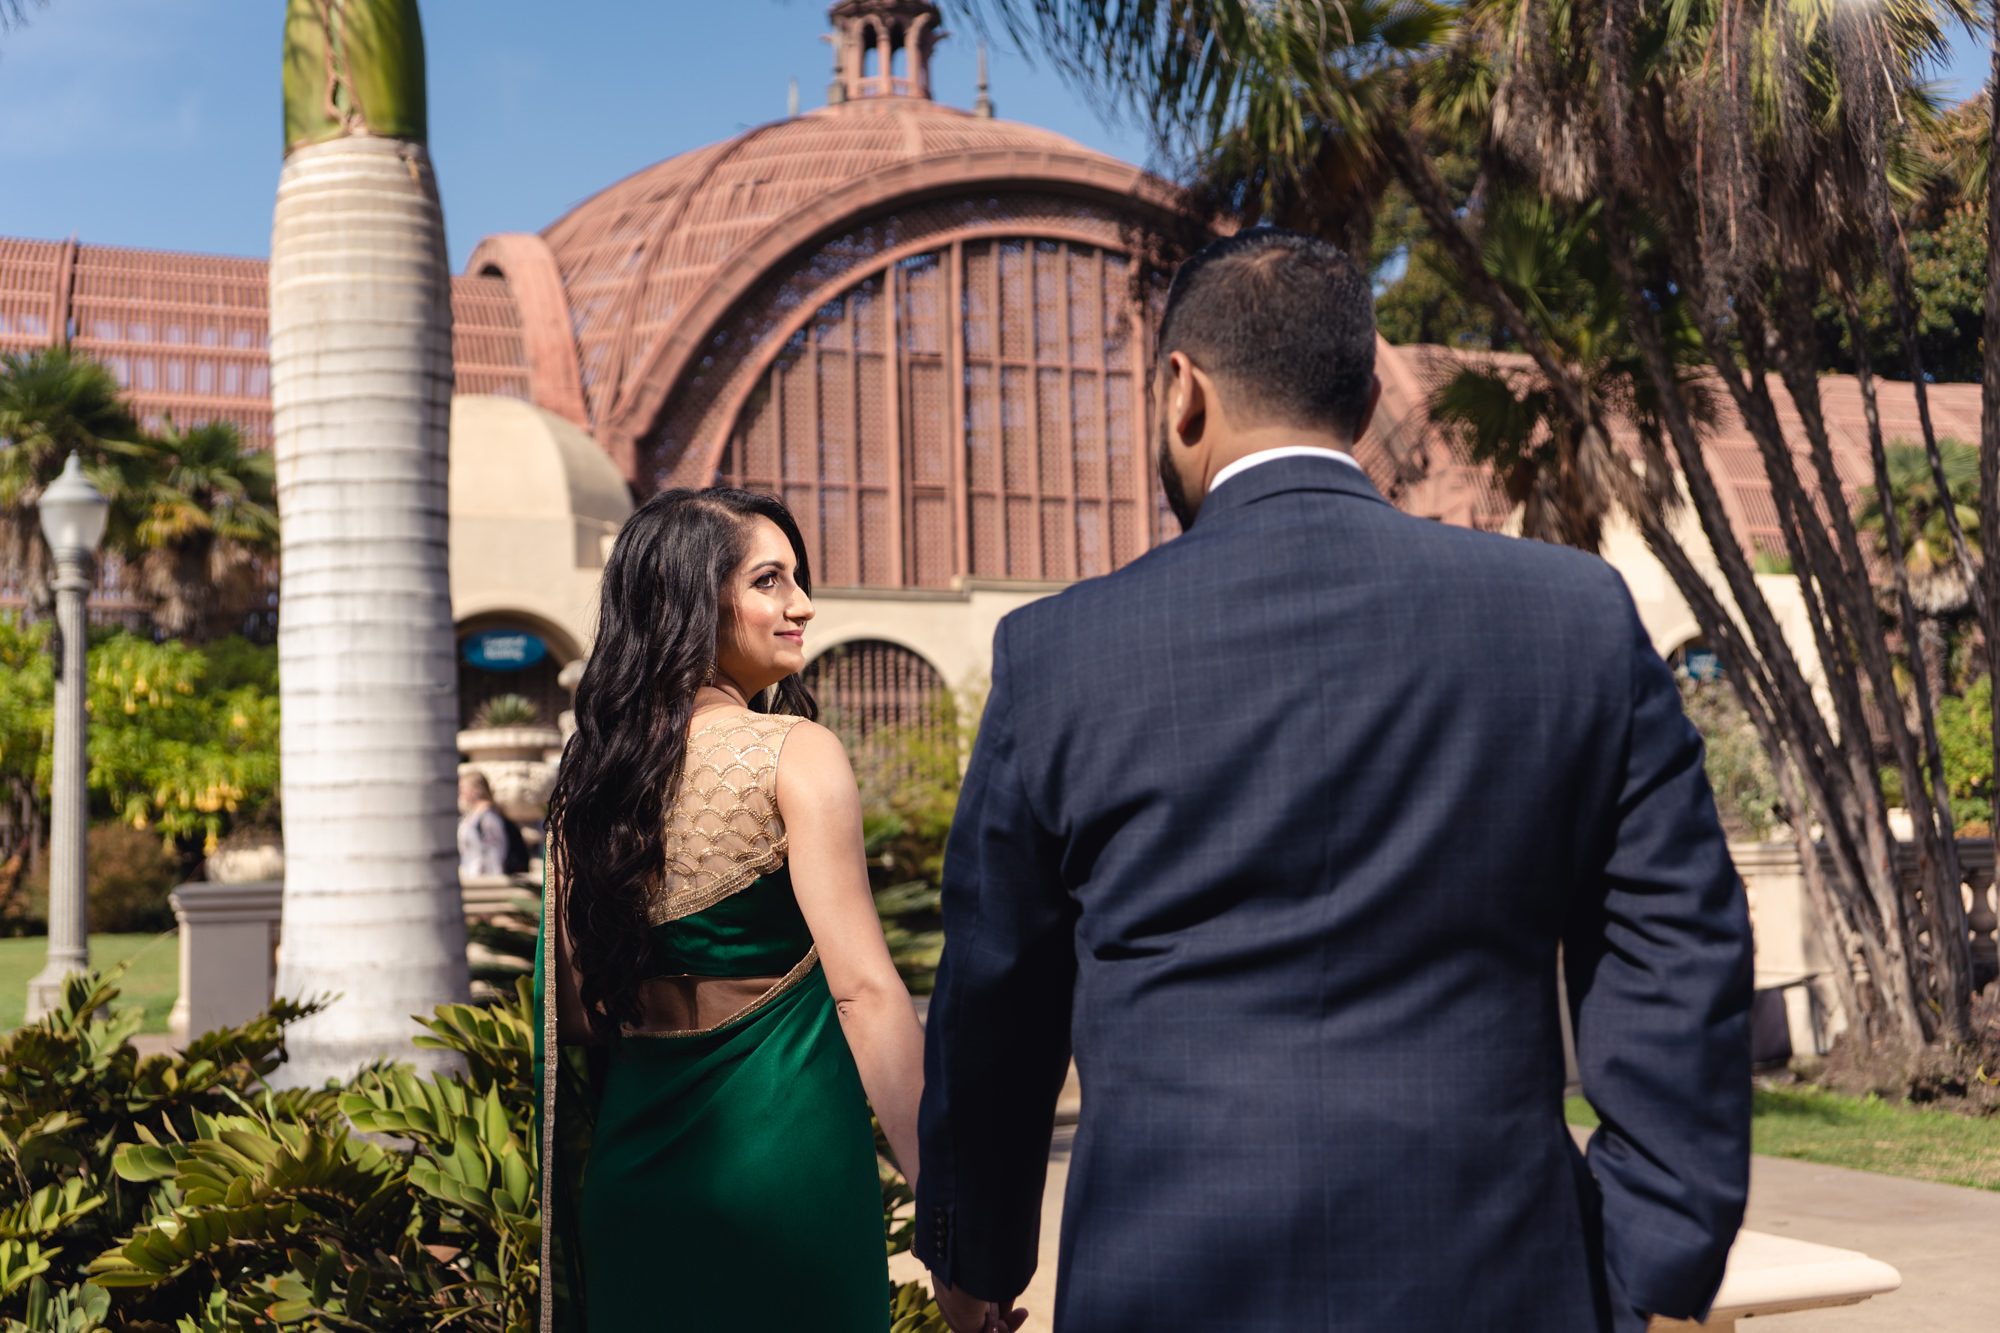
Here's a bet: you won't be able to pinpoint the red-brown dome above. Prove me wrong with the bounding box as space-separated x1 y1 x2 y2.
469 91 1179 481
544 100 1116 425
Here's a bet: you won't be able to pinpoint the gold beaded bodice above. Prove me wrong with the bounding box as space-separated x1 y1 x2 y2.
649 711 804 926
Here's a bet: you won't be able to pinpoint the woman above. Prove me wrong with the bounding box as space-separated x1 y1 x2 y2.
535 488 926 1332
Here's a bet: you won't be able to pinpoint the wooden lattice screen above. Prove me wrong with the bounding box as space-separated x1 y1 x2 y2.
718 236 1156 589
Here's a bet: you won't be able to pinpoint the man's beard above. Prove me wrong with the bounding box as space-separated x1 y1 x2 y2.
1156 423 1198 532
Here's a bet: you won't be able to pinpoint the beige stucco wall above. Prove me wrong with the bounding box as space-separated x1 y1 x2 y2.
802 579 1072 694
440 395 1834 751
447 394 632 659
1598 503 1829 714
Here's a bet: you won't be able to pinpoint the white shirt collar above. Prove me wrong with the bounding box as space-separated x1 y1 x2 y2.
1207 445 1363 495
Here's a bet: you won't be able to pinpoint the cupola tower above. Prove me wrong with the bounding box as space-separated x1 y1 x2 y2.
826 0 944 103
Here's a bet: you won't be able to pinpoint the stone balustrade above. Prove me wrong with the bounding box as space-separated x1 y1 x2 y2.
1732 837 2000 1059
1813 838 1999 989
169 873 542 1044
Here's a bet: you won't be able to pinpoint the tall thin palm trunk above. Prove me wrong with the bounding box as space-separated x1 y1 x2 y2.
269 0 465 1084
1983 1 2000 907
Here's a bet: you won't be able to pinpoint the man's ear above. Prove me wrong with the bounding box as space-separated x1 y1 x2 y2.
1168 351 1206 450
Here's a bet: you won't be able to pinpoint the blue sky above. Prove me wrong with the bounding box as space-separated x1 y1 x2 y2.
0 0 1159 270
0 2 1989 274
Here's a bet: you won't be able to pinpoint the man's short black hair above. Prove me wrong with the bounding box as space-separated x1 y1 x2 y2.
1156 227 1377 437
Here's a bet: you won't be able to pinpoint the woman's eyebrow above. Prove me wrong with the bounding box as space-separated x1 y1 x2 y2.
745 559 786 577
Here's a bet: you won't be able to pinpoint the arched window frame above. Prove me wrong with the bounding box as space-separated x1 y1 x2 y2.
801 638 958 783
714 228 1165 589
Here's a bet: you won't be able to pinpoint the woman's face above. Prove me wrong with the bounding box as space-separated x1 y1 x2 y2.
714 515 813 697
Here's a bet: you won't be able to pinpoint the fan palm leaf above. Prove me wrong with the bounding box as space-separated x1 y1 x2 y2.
0 348 150 617
129 420 280 641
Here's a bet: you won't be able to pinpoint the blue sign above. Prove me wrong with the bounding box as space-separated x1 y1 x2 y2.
1683 649 1723 683
463 629 547 672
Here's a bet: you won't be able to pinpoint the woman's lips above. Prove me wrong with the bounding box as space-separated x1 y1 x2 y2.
778 630 804 644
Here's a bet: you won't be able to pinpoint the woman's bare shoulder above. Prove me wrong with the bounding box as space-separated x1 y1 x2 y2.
773 719 856 800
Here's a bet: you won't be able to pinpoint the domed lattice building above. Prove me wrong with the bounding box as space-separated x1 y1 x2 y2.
453 0 1225 728
475 0 1186 585
8 0 1968 742
3 0 1229 733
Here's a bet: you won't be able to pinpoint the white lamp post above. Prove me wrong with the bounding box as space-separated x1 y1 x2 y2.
25 453 109 1021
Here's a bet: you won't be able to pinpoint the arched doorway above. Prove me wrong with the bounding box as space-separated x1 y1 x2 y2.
802 639 956 785
455 616 579 732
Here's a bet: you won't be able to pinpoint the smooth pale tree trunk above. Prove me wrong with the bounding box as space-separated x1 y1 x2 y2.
269 133 466 1085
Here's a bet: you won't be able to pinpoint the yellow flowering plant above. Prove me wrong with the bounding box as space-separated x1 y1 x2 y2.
0 617 279 854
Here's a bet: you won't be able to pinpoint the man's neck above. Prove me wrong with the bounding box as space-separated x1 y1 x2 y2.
1205 436 1360 496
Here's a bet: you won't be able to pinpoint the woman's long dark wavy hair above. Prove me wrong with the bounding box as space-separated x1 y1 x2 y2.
547 487 817 1040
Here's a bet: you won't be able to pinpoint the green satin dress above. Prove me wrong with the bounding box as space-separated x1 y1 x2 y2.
535 713 889 1333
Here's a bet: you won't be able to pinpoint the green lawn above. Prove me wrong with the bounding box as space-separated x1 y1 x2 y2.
0 932 179 1034
1566 1088 2000 1192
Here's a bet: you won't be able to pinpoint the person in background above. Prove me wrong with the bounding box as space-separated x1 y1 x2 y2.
458 771 508 877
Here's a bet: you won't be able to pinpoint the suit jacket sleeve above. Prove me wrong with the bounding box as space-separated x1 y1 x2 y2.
1567 600 1754 1323
914 615 1077 1300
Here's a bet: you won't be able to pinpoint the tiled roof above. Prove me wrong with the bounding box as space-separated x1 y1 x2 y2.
1376 343 1974 556
0 239 530 452
5 230 1965 575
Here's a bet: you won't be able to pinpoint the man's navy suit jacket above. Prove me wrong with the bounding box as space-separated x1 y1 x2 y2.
914 456 1754 1332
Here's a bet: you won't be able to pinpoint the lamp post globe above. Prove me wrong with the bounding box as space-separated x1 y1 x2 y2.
25 452 109 1022
38 453 112 558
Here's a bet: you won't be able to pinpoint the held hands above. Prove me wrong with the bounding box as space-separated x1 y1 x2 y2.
932 1279 1027 1333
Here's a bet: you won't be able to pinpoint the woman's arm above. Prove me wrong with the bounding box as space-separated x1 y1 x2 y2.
776 721 927 1187
547 848 596 1045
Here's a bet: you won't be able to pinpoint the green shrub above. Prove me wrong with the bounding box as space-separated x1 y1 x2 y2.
469 696 540 729
1933 676 1994 832
0 620 280 856
23 824 180 935
0 970 337 1333
1876 677 1995 834
79 985 542 1333
847 695 971 996
1679 679 1781 840
2 968 943 1331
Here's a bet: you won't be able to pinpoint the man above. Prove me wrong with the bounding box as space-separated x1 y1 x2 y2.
915 228 1752 1332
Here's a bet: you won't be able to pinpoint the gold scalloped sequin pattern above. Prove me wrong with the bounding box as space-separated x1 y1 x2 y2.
649 711 804 925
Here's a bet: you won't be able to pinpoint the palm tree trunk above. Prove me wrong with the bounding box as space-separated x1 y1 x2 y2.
1599 202 1929 1050
267 130 466 1084
1982 0 2000 977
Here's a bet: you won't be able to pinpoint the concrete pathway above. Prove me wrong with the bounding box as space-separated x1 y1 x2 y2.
894 1129 1999 1331
1734 1153 1998 1331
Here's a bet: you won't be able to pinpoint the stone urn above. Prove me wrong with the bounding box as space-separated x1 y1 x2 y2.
206 841 285 884
458 725 564 823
